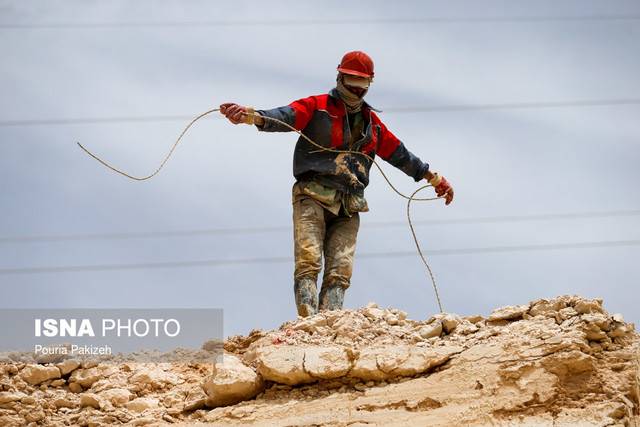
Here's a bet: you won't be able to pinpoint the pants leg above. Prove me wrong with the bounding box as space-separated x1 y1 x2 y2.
292 196 326 316
319 211 360 311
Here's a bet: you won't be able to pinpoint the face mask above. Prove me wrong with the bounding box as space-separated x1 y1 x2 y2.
336 74 368 113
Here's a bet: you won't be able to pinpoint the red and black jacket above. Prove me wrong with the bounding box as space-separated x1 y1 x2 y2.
256 88 429 196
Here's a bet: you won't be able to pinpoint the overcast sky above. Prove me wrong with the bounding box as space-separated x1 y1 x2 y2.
1 0 639 338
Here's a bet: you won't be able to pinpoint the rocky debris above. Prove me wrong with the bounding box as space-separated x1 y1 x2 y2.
418 321 442 339
69 366 102 388
126 397 159 413
79 392 101 409
56 358 81 376
0 295 637 426
99 387 133 407
488 303 529 321
203 354 264 407
19 364 61 385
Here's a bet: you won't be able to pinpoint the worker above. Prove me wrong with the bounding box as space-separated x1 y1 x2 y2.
220 51 454 317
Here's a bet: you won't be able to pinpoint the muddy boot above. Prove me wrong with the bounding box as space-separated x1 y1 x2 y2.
294 277 318 317
318 284 346 311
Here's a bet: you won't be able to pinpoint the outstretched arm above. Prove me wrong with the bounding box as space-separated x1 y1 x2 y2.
220 96 317 132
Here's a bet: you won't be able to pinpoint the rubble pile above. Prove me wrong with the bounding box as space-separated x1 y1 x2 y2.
0 295 638 426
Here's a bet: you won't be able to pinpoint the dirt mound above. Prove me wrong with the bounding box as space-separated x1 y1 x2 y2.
1 295 638 426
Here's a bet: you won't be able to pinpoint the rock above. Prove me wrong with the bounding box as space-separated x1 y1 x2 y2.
255 346 312 385
441 314 461 334
203 354 264 407
53 397 76 408
609 325 630 338
0 392 27 405
391 346 462 377
68 382 83 393
126 397 159 413
362 306 385 320
129 367 181 390
464 315 484 324
529 298 565 317
183 386 208 411
56 359 81 375
99 388 132 407
418 322 442 339
350 346 409 381
574 298 604 314
384 314 399 325
79 393 101 409
20 396 35 405
453 321 479 335
303 346 352 379
612 313 625 323
24 408 45 423
19 365 61 385
69 367 101 388
488 304 529 321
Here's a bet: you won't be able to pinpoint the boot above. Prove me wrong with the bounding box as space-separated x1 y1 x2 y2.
318 284 345 311
294 277 318 317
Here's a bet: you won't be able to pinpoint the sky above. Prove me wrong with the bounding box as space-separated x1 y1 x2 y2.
1 0 639 338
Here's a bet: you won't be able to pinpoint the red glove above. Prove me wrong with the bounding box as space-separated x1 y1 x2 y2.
220 103 255 125
429 173 454 205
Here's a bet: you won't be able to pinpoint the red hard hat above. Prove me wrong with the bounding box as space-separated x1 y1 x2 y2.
337 51 374 78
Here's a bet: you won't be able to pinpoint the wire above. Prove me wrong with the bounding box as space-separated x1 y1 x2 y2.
2 209 639 244
2 15 640 29
3 98 639 128
2 239 638 275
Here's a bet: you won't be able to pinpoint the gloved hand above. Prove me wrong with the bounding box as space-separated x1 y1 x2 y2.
219 103 255 125
427 172 454 205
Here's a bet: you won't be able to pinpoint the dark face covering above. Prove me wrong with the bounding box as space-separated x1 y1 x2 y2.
336 74 369 113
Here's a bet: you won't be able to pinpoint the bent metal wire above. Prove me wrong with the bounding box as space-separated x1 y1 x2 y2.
77 108 446 312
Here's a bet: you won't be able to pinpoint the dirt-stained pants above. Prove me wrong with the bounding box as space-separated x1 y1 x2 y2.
293 193 360 316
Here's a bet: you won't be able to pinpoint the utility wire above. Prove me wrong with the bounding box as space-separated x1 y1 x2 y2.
2 209 639 244
2 239 639 275
2 98 640 128
2 15 640 30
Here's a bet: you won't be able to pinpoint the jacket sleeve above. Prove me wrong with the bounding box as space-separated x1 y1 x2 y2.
375 117 430 182
255 95 317 132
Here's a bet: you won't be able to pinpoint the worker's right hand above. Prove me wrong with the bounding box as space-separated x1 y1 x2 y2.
220 103 249 125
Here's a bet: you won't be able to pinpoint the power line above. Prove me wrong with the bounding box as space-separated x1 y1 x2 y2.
2 98 640 128
2 15 640 30
2 209 639 244
384 98 640 113
2 239 639 275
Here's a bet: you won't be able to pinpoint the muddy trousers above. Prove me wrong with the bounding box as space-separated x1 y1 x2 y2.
293 197 360 317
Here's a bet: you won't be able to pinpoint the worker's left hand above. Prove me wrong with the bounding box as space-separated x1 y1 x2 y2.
427 173 454 205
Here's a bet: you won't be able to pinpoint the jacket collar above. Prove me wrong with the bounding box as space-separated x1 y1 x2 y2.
328 87 382 113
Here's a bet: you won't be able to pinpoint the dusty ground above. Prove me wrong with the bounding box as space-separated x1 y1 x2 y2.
1 295 638 426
